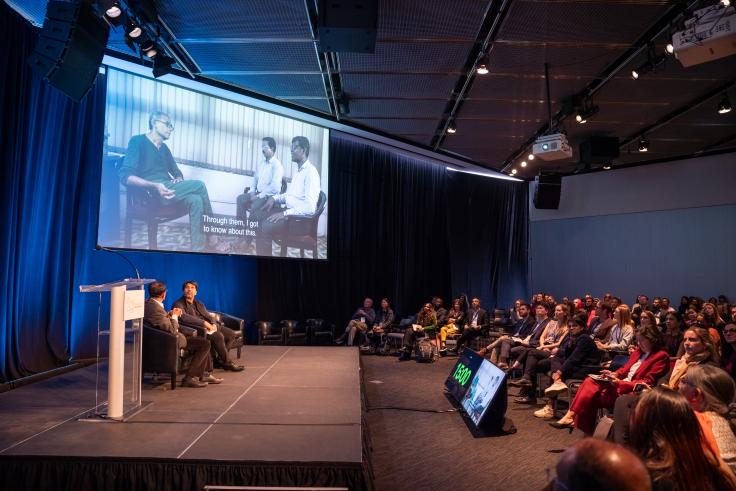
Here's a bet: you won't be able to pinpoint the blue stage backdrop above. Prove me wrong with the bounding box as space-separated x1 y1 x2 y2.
0 4 256 382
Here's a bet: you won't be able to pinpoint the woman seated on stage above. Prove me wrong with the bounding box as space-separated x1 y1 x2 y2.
679 364 736 473
366 298 395 350
629 387 736 491
549 322 669 435
398 303 437 361
594 304 635 355
438 298 465 354
508 303 569 373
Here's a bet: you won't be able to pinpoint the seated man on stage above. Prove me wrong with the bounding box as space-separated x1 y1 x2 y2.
234 137 283 252
172 280 244 372
250 136 321 256
118 111 228 253
454 298 489 353
144 281 221 388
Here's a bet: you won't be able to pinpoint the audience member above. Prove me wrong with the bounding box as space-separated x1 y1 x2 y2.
678 296 690 317
595 304 634 354
431 296 448 327
679 364 736 472
366 298 394 350
631 295 650 326
550 322 669 435
399 302 437 361
508 304 569 403
173 280 244 372
703 302 727 333
661 311 685 357
588 301 614 334
668 326 719 390
454 297 488 352
545 438 651 491
439 298 465 354
532 315 602 419
479 301 533 368
721 322 736 379
336 297 375 346
629 387 736 491
509 299 522 324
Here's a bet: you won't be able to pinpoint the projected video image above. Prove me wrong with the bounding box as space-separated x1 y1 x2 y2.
461 361 505 427
97 68 329 259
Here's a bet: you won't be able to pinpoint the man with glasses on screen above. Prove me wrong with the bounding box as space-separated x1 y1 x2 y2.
118 111 227 252
251 136 321 256
234 137 283 252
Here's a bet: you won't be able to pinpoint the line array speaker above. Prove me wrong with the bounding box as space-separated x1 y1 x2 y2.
317 0 377 53
534 173 562 210
27 1 110 102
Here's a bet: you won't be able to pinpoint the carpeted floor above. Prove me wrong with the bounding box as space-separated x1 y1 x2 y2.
361 354 582 491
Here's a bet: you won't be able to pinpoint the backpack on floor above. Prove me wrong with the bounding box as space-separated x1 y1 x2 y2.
415 337 437 363
376 338 392 356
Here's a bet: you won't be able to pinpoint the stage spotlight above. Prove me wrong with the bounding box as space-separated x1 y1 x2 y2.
603 164 612 170
576 113 586 124
665 43 674 55
140 38 157 58
104 1 121 18
520 160 527 168
638 137 649 153
152 54 175 78
127 19 142 38
528 153 535 161
721 0 730 7
718 94 732 114
631 68 640 80
476 64 489 75
511 168 517 175
447 123 457 134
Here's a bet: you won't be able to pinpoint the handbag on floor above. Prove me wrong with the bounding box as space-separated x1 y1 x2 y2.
415 337 437 363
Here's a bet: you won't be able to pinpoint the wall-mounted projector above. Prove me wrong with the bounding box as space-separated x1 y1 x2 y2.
673 4 736 67
532 133 573 161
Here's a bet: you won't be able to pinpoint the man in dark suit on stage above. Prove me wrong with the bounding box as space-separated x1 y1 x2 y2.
144 281 219 387
455 297 489 352
173 280 244 371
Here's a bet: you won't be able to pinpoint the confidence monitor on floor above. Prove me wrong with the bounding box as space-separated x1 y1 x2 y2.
445 351 508 433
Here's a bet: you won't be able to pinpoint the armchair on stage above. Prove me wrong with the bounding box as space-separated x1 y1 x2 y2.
275 191 327 258
114 158 188 249
178 310 245 359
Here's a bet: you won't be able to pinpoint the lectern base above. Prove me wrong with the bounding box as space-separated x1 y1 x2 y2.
77 401 152 423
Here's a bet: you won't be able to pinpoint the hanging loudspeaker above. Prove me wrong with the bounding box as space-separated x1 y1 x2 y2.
27 1 110 101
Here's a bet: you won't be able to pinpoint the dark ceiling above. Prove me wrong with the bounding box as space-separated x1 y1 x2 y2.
11 0 736 178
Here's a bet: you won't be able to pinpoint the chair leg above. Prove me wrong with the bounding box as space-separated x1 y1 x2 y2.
236 346 241 359
148 222 158 249
125 216 133 247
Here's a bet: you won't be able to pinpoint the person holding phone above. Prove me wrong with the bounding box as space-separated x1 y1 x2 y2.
550 322 669 435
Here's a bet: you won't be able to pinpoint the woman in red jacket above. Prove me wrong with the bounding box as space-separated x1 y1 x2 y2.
550 322 669 435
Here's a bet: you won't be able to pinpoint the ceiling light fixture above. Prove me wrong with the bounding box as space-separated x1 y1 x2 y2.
520 161 527 168
511 168 517 175
447 123 457 134
718 94 732 114
104 1 122 18
476 64 489 75
152 54 175 78
127 20 142 38
638 137 649 153
575 103 599 124
665 43 675 55
631 44 666 81
721 0 730 7
603 164 612 170
528 153 535 161
631 68 640 80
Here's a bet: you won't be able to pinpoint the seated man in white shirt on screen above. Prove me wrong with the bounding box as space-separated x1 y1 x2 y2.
251 136 321 256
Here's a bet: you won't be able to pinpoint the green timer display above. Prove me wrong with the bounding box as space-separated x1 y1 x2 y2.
452 363 473 386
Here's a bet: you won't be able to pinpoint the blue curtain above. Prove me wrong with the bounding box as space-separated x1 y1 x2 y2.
0 4 257 382
257 132 529 324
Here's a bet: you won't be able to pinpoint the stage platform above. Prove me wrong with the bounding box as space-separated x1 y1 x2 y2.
0 346 369 491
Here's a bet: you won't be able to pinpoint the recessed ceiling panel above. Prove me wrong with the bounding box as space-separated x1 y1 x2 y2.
499 1 669 45
158 0 311 39
186 42 320 72
340 41 474 73
349 118 443 135
348 99 449 118
487 43 623 77
341 74 457 98
377 0 488 40
206 73 326 98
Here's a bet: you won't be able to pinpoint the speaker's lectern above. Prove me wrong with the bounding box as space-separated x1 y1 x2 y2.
79 278 154 420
